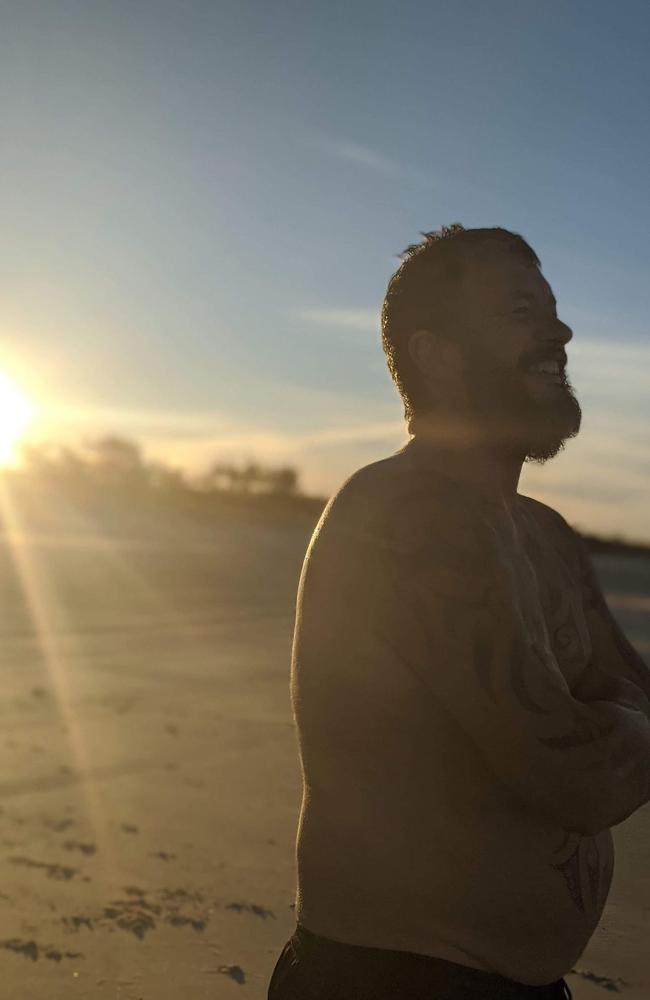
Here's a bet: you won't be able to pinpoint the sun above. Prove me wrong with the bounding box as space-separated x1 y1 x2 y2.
0 372 36 466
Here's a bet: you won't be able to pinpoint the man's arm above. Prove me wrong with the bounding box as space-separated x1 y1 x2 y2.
574 536 650 701
369 514 650 837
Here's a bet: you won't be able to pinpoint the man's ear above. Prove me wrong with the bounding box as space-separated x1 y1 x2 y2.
408 329 463 378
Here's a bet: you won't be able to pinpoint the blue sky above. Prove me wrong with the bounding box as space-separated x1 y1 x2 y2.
1 1 649 539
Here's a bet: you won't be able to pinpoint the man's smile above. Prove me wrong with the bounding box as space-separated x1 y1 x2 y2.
520 350 568 387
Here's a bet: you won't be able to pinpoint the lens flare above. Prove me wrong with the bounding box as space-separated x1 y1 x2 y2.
0 371 35 465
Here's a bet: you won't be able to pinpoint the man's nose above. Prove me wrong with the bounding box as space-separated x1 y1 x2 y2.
539 317 573 346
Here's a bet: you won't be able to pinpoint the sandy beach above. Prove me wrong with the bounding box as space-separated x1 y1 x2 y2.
0 504 648 999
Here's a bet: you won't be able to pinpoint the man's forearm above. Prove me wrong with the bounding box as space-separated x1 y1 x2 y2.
546 698 650 834
578 541 650 698
586 699 650 828
572 659 650 718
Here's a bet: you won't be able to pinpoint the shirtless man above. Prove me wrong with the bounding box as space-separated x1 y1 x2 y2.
267 225 650 999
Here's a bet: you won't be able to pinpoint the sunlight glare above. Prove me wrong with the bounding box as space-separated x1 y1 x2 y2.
0 371 35 465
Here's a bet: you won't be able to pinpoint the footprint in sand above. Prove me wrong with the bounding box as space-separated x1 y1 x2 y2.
570 967 628 992
165 913 206 931
44 817 75 832
62 916 94 932
9 857 79 881
102 903 157 940
63 887 210 941
63 840 97 856
0 939 82 963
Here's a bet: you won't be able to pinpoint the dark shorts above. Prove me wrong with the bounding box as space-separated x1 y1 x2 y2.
268 924 573 1000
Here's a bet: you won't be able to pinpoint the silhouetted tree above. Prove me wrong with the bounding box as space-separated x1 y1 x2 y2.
85 437 146 487
201 460 299 495
147 461 187 494
267 466 298 495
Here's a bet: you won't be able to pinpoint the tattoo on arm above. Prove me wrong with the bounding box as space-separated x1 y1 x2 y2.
551 831 613 913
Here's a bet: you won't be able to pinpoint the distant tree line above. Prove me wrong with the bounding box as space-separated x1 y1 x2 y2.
1 435 329 526
15 436 301 498
6 436 650 554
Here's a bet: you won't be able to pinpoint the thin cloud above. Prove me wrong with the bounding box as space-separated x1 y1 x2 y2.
310 136 431 185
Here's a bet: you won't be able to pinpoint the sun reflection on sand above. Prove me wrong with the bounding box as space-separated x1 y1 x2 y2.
0 477 121 901
0 474 193 910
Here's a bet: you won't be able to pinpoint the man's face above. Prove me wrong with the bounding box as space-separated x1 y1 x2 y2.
454 250 582 462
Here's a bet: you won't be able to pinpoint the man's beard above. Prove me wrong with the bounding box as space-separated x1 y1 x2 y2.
461 348 582 463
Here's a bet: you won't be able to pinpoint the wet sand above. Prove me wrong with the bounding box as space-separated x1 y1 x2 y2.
0 507 647 998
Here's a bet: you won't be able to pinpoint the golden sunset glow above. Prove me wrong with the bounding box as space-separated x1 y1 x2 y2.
0 371 35 465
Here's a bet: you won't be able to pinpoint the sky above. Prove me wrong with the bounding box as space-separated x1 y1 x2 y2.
0 0 648 540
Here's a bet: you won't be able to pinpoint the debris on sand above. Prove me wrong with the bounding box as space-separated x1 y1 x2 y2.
226 901 275 919
121 823 139 834
9 856 78 881
150 850 176 861
217 964 246 984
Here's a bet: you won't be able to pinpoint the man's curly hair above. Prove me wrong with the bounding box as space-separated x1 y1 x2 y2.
381 223 540 428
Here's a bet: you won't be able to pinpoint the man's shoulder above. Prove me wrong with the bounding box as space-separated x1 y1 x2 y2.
518 494 576 537
313 446 489 556
518 494 582 560
310 448 412 549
